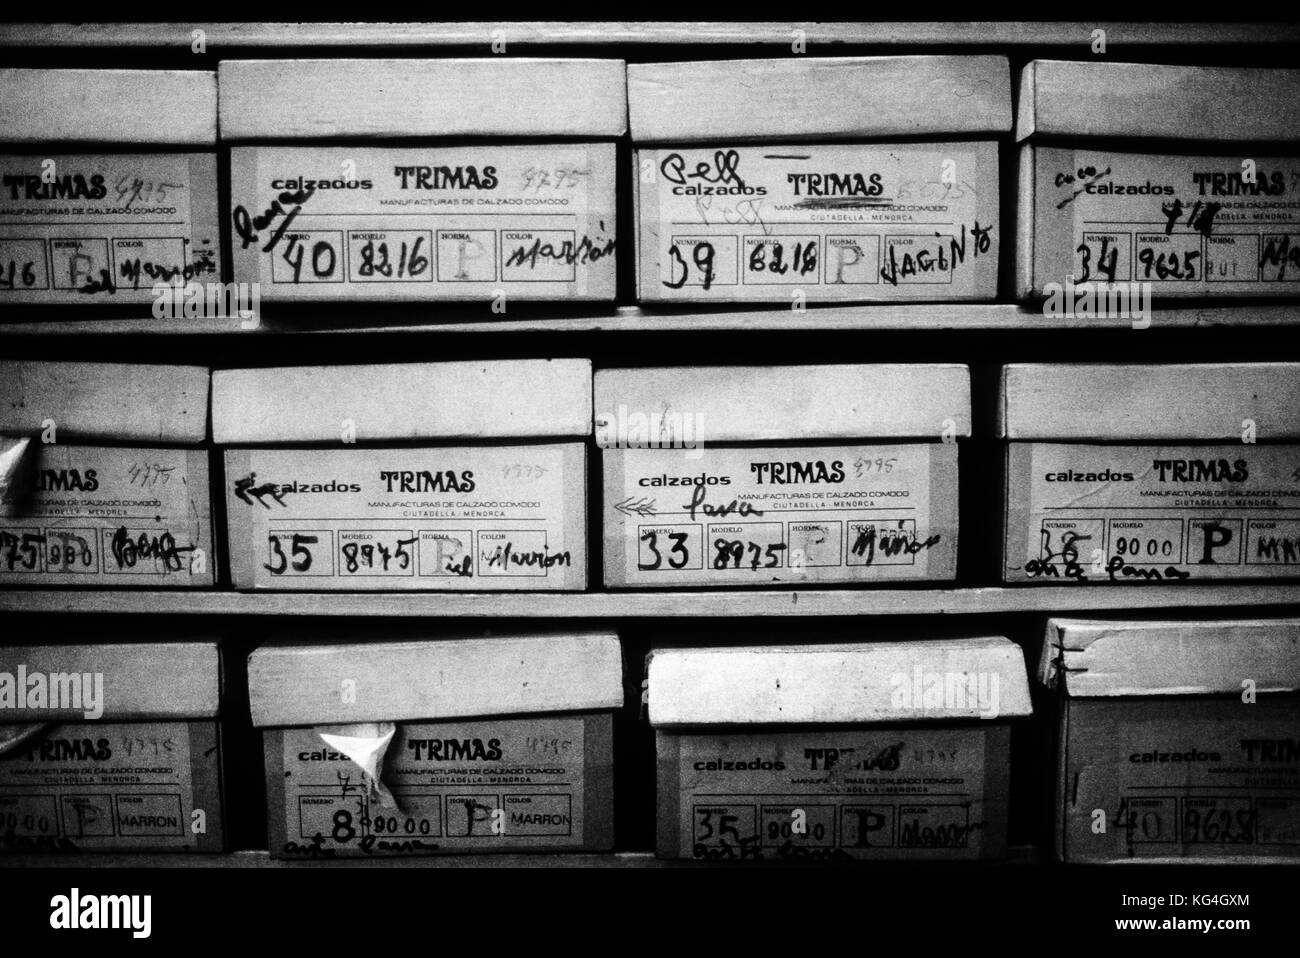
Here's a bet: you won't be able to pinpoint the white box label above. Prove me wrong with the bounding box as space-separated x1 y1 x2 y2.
230 145 616 301
1033 149 1300 295
225 444 586 591
604 443 955 586
0 445 213 586
1006 443 1300 582
0 153 218 304
637 142 997 302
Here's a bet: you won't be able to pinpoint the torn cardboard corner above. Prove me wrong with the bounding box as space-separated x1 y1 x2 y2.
0 722 50 758
249 633 622 858
317 723 398 809
1042 618 1300 863
1041 618 1300 697
0 436 33 517
0 641 224 854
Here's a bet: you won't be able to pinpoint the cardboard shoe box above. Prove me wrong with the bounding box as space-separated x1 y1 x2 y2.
249 631 622 858
0 641 225 853
1016 61 1300 298
596 364 968 587
220 59 623 302
1042 617 1300 863
215 359 590 591
629 56 1009 303
0 68 220 305
1001 363 1300 584
0 360 215 586
650 638 1031 861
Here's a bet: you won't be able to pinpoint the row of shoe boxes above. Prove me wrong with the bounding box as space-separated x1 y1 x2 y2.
1 620 1297 860
3 358 1299 587
1 57 1298 304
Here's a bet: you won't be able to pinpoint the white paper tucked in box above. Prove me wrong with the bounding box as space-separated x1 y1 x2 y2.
649 638 1031 861
1015 61 1300 299
216 360 591 591
220 59 623 303
0 640 225 853
0 69 220 306
0 361 214 587
1000 363 1300 583
1041 617 1300 863
629 56 1008 304
248 631 622 858
596 364 968 588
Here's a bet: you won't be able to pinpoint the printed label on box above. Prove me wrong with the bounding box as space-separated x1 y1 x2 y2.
225 444 585 591
1063 698 1300 862
604 443 955 586
229 145 616 301
0 445 213 587
662 726 998 861
1006 443 1300 583
637 142 998 302
1032 149 1300 296
0 153 219 304
273 718 588 857
0 721 219 853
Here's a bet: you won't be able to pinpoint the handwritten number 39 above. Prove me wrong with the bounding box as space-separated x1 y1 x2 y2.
665 242 716 291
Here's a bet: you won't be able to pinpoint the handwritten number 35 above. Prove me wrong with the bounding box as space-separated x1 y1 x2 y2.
266 534 317 575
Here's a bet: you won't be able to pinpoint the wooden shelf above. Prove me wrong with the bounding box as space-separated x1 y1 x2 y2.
2 304 1296 337
0 846 1043 867
0 22 1293 49
1 584 1296 618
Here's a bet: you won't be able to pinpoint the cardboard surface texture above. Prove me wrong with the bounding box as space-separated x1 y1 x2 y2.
1044 618 1300 863
0 69 217 145
628 56 1011 142
247 632 623 728
0 642 220 721
1016 61 1300 143
999 363 1300 441
219 59 627 140
598 365 967 587
1001 365 1300 584
648 638 1032 726
0 641 224 853
1019 146 1300 298
214 360 591 444
635 142 999 303
228 145 616 302
1041 618 1300 697
1 361 210 443
651 638 1029 861
596 365 971 442
250 633 621 857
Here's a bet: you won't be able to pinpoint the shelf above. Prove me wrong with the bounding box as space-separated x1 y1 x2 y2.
2 304 1296 337
0 846 1043 867
1 584 1296 617
0 22 1293 48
